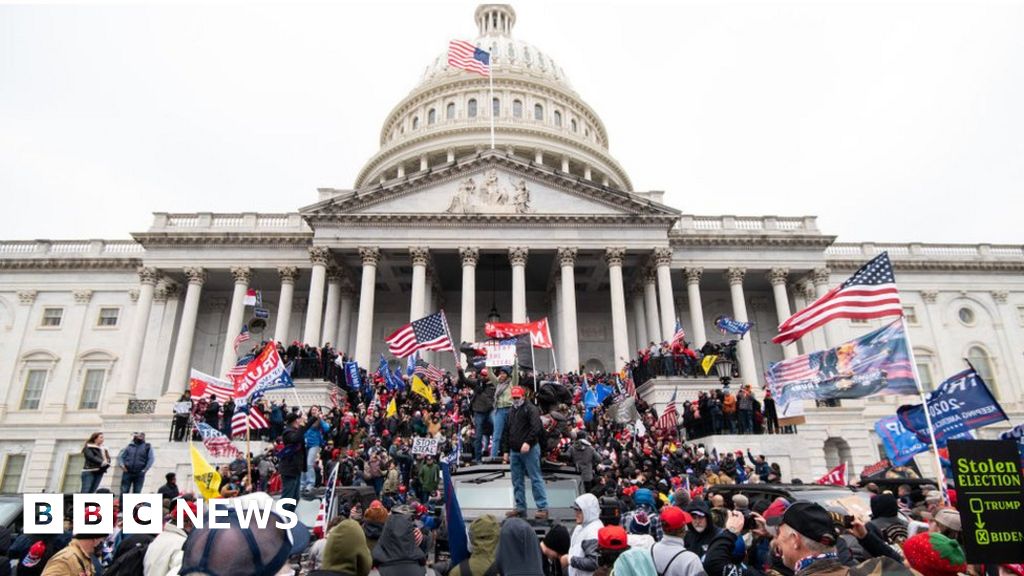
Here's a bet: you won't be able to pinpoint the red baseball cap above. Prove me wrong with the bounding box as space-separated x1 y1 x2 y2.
511 386 526 398
598 525 629 550
659 506 693 531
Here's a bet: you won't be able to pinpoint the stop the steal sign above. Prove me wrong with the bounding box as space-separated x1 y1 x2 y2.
947 439 1024 563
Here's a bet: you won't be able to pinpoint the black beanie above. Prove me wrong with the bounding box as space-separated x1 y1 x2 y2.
543 524 571 556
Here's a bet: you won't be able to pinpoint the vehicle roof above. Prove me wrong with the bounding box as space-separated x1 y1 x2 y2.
708 484 857 493
453 463 580 476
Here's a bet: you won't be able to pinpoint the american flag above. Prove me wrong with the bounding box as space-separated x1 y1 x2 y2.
386 311 455 358
315 462 340 535
230 405 269 437
414 357 445 382
767 353 821 385
669 319 686 348
190 369 234 402
657 388 679 430
196 422 241 458
620 371 637 397
448 40 490 77
774 252 902 345
233 324 251 352
226 354 255 382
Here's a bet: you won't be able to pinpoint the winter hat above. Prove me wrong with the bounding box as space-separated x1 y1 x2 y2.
732 494 749 511
764 497 790 526
870 493 899 519
633 488 656 509
902 532 967 576
323 519 372 576
628 511 651 535
543 523 571 556
363 504 389 525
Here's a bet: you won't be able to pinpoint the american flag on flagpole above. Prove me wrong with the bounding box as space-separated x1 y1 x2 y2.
448 40 490 77
386 311 455 358
657 388 679 430
669 319 686 348
413 357 445 382
226 354 255 382
233 324 251 352
230 405 269 437
774 252 902 345
196 422 241 458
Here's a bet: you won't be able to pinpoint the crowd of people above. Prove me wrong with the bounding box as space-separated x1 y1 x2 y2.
9 337 1014 576
627 339 740 383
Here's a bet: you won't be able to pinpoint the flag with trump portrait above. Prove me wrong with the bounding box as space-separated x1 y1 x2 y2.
765 319 918 408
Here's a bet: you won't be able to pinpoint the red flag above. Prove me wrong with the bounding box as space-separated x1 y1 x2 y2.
484 318 553 349
814 462 848 486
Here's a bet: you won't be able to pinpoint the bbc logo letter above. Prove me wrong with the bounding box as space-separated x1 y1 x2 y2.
24 494 64 534
122 494 163 535
73 493 114 535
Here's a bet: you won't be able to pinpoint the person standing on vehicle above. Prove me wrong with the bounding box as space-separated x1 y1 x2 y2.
502 385 549 520
489 367 518 459
118 432 154 494
81 432 110 494
460 367 495 464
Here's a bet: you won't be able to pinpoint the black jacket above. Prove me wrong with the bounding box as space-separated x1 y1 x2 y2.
502 401 543 453
463 371 496 414
278 424 308 478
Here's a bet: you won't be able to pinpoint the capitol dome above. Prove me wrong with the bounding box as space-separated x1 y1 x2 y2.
354 4 633 191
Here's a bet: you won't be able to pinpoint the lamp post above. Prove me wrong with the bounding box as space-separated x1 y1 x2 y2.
714 358 734 389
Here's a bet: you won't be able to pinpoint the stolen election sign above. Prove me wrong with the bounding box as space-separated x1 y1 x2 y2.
947 439 1024 564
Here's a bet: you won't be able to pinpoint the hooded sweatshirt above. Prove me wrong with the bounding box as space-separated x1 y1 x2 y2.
451 515 500 576
496 518 545 576
683 500 720 558
372 514 426 576
569 494 603 576
315 519 373 576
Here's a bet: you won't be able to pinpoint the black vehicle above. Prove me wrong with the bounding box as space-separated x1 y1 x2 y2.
0 494 23 537
706 484 877 518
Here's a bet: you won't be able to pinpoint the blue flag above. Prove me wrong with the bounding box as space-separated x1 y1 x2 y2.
379 355 404 391
999 423 1024 465
441 462 469 565
715 315 752 338
596 383 614 403
897 368 1007 446
406 352 417 377
583 378 600 423
344 361 361 390
874 415 972 465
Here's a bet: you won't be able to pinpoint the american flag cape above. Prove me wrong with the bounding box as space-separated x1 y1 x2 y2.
386 311 455 358
196 422 241 458
448 39 490 77
774 252 902 345
657 388 679 430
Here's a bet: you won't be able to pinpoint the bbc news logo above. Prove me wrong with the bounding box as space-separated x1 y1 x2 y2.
24 494 299 534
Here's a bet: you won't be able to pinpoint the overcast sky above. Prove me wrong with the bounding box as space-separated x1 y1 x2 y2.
2 1 1022 244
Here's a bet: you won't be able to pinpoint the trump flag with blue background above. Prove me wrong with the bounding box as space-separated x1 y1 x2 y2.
896 367 1006 446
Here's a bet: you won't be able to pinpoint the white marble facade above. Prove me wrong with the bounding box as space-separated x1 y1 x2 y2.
0 5 1021 490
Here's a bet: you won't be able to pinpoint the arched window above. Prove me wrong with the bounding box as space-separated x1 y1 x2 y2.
967 346 998 397
427 109 436 124
467 99 477 118
513 99 523 118
554 110 562 127
534 103 543 120
492 97 500 117
823 437 853 471
412 116 419 130
446 102 456 120
571 119 578 132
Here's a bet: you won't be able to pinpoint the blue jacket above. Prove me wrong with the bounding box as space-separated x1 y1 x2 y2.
118 441 154 474
304 419 331 448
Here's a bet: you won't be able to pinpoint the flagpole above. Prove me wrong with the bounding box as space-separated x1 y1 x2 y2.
902 316 950 504
440 310 461 370
528 332 537 392
245 413 252 491
488 59 495 150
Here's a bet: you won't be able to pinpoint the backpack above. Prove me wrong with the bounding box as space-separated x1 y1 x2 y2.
649 544 690 576
104 534 154 576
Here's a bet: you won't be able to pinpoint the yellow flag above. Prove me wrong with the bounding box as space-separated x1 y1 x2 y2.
411 375 437 404
701 354 719 375
190 444 221 500
386 396 397 418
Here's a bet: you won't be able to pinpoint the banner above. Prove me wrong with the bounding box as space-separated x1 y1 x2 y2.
411 437 440 456
777 397 806 427
947 440 1024 564
189 369 234 402
441 462 470 565
173 401 193 415
715 315 752 338
814 462 848 486
765 320 918 408
897 368 1007 446
343 361 361 390
235 343 294 401
484 318 553 349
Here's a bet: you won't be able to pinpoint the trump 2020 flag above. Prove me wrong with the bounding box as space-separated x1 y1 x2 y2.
897 368 1007 446
344 361 362 390
765 319 918 408
235 343 294 401
441 461 470 565
814 462 847 486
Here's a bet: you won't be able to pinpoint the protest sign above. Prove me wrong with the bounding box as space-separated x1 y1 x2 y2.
411 437 440 456
173 402 192 416
483 344 516 367
947 439 1024 564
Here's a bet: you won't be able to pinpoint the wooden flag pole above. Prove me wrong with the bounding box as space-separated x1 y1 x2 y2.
901 316 950 504
245 412 253 491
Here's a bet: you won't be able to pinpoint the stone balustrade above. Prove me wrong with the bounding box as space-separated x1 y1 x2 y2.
675 215 819 234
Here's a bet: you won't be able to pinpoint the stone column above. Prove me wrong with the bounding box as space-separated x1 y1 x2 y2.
769 268 798 359
643 269 662 343
118 266 159 396
685 268 707 347
336 285 355 356
354 247 380 368
796 281 824 354
219 266 253 376
812 268 834 346
509 247 528 323
558 247 580 373
605 248 630 371
273 267 299 344
632 288 649 351
409 247 429 321
726 268 759 386
168 267 206 393
654 247 677 339
321 267 343 346
303 247 331 346
553 276 564 369
460 248 479 346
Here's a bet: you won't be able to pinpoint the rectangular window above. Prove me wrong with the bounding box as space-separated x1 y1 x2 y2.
41 307 63 327
80 369 105 410
0 454 26 493
916 361 934 391
61 454 85 493
902 306 918 325
97 308 119 327
20 369 47 410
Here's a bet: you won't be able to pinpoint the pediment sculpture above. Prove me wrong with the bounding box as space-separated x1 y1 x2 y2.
446 169 533 214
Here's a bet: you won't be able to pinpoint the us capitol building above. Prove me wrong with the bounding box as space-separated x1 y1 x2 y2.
0 5 1020 491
